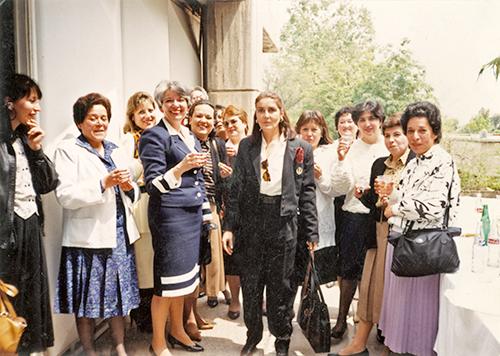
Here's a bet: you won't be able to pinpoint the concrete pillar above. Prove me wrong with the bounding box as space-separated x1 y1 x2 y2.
204 0 261 126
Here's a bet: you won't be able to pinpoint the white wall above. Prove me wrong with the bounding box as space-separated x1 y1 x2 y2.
32 1 201 354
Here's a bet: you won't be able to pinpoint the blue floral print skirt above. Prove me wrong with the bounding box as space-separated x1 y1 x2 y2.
54 198 139 318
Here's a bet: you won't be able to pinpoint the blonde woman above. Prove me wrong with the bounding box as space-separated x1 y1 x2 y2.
121 91 157 333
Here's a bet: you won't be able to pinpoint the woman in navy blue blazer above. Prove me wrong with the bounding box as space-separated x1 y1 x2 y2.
139 81 210 355
222 92 318 356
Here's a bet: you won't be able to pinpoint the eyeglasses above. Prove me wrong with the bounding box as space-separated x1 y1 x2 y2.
223 118 240 127
261 159 271 182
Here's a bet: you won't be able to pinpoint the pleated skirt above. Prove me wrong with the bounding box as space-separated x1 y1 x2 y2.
379 243 440 356
55 208 140 319
357 221 388 323
0 214 54 353
204 202 225 296
149 205 201 297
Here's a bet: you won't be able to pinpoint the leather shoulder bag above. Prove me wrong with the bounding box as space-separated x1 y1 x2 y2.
0 279 27 353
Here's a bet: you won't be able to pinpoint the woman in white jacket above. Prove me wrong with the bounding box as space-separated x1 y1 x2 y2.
294 110 352 287
53 93 140 356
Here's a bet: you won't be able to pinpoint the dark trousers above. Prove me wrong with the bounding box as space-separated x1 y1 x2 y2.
240 196 296 345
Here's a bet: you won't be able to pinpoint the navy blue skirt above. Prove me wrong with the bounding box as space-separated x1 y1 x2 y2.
149 205 202 297
337 212 375 280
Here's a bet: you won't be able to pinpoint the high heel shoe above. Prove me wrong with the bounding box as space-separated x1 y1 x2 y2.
207 297 219 308
328 348 369 356
168 334 204 352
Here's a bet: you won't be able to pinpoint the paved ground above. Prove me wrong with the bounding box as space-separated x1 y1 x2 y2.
89 196 499 355
93 284 386 356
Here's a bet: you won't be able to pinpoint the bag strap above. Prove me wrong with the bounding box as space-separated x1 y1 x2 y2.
442 160 455 229
0 279 19 317
404 160 455 233
307 251 327 304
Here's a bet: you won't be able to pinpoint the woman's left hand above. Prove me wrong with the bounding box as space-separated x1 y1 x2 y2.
306 241 318 251
218 162 233 178
26 119 44 151
313 164 322 180
384 204 394 218
119 180 134 192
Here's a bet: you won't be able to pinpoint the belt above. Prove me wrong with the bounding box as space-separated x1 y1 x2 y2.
259 194 281 205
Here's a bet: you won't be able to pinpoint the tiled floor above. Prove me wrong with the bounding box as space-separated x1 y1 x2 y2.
92 284 388 356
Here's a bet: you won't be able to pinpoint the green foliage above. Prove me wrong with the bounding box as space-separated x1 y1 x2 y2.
265 0 435 128
460 108 493 134
479 56 500 80
442 117 459 133
490 114 500 132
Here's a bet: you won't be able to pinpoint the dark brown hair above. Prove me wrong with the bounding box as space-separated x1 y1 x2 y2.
295 110 333 146
250 91 295 140
73 92 112 126
382 112 402 134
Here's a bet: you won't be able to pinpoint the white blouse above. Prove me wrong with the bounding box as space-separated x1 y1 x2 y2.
389 144 460 232
12 138 38 219
259 134 286 196
314 144 352 248
342 137 388 214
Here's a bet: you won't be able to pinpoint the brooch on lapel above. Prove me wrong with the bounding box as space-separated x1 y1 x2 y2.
295 146 304 175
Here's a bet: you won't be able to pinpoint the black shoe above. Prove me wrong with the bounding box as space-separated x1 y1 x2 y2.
228 310 241 319
167 334 204 352
328 348 369 356
331 322 347 339
240 342 258 355
207 297 219 308
376 327 385 344
275 338 290 356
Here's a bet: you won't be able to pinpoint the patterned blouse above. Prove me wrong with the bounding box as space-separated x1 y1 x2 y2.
389 144 460 232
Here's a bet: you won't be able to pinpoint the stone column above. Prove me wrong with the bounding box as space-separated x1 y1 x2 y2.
204 0 261 128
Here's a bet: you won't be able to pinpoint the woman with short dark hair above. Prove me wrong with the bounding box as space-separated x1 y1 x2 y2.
334 113 414 356
379 101 460 356
54 92 141 356
331 100 388 340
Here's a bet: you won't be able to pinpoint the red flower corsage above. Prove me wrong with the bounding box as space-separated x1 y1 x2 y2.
295 146 304 164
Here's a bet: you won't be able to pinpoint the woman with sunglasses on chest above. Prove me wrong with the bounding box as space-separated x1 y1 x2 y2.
222 92 318 356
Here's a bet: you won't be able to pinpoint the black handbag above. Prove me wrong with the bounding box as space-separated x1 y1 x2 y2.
297 251 331 353
390 164 461 277
199 223 216 266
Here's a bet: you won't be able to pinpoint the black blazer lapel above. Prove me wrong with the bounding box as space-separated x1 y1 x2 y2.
281 139 297 212
251 136 262 183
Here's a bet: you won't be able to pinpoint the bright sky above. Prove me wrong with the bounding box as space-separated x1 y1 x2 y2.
267 0 500 124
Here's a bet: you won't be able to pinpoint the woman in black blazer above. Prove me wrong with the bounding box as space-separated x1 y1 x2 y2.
223 91 318 356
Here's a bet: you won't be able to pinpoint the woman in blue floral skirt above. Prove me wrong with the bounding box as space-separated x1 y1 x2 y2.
53 93 140 356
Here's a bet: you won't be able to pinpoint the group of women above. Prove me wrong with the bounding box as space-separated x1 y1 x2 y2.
0 73 459 356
